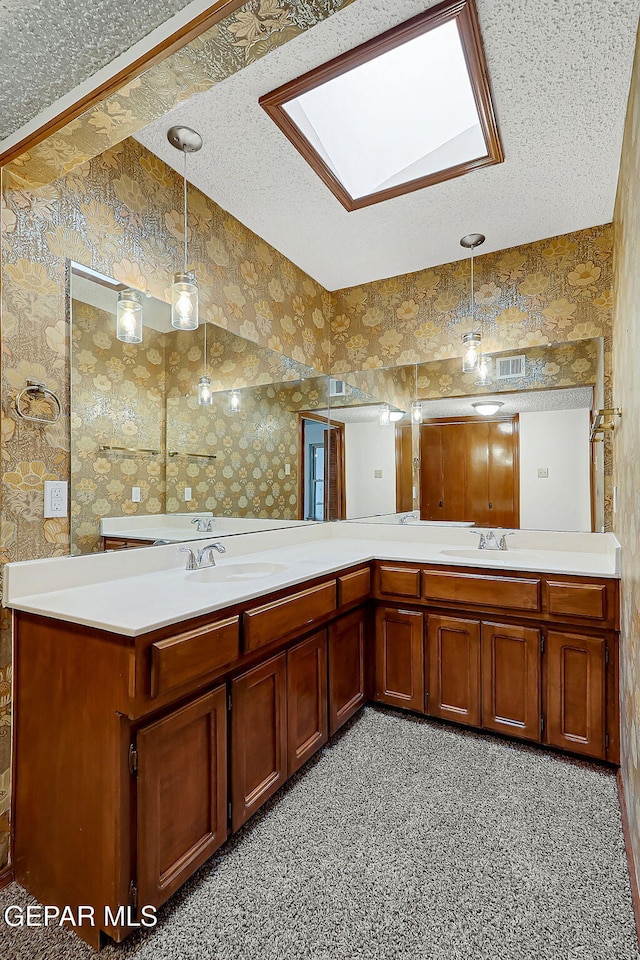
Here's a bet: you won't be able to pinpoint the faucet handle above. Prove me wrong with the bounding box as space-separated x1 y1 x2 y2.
469 528 489 550
497 531 515 551
179 546 198 570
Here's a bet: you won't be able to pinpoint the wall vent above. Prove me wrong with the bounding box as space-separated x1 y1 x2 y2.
495 355 525 380
329 378 347 397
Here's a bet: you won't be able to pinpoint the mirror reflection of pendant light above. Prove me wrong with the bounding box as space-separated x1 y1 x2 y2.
411 363 423 423
197 320 213 406
475 354 493 386
228 390 241 414
167 125 202 331
379 403 391 426
116 288 143 343
460 233 485 372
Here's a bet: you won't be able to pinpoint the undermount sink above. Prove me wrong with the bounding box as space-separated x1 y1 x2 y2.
439 548 546 562
187 561 288 583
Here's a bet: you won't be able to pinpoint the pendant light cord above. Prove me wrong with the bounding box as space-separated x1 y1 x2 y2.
183 147 188 274
203 318 207 377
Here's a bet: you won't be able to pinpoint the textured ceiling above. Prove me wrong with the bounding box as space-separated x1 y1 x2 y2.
136 0 639 289
0 0 196 140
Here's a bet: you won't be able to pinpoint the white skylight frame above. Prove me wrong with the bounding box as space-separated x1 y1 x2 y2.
260 0 503 211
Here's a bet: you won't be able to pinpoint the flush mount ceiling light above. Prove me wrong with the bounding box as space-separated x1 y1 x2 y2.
472 400 504 416
461 232 486 373
167 125 202 330
116 288 143 344
259 0 503 211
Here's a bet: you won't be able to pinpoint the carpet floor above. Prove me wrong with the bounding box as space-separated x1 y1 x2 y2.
1 706 638 960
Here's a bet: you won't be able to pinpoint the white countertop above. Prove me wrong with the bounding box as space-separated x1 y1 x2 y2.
3 524 621 638
100 513 313 542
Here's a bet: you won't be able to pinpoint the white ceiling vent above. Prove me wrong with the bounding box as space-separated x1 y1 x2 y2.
495 355 526 380
329 378 347 397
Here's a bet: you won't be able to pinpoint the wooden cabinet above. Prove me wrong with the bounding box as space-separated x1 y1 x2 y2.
545 630 606 759
481 622 541 741
136 686 228 909
328 606 366 735
231 653 287 832
427 615 481 727
287 631 328 776
374 607 424 712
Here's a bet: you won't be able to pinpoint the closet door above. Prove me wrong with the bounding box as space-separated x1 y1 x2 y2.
420 423 466 521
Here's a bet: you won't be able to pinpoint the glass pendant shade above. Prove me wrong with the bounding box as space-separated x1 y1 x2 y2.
228 390 241 414
116 289 143 344
411 400 423 424
462 331 482 372
475 354 492 386
197 374 213 406
171 272 199 330
389 410 404 422
472 400 503 416
379 403 391 426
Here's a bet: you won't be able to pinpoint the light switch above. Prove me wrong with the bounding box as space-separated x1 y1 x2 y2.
537 468 549 478
284 463 291 476
184 487 192 502
44 480 68 518
131 486 141 503
374 469 383 479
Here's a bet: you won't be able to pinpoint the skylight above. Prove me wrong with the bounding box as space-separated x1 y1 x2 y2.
260 0 503 211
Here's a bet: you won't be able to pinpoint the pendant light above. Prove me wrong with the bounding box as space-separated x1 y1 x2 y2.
411 363 423 424
228 390 241 414
460 233 485 372
116 288 143 343
197 320 213 406
167 125 202 330
379 403 391 426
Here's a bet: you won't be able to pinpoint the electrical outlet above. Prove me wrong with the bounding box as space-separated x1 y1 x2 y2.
131 486 141 503
184 487 192 502
537 468 549 479
44 480 68 518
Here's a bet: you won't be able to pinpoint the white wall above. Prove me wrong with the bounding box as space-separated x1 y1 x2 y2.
519 408 591 531
345 421 396 519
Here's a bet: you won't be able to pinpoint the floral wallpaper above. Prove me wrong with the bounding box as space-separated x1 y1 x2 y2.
4 0 354 192
613 20 640 914
71 300 167 555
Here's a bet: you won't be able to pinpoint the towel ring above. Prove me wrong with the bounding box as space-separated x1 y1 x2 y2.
15 380 62 425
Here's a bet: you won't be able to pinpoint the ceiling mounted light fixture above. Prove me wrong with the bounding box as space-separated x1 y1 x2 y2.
472 400 504 416
197 320 213 406
460 232 485 373
167 125 202 331
390 410 404 422
116 288 143 344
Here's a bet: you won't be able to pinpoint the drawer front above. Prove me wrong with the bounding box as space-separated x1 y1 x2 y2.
422 570 541 612
244 581 337 652
338 567 371 607
150 616 240 698
377 564 421 598
546 581 607 621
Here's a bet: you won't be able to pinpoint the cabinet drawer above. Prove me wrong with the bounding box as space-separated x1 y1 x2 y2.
422 570 540 612
377 565 421 598
546 581 607 621
150 616 240 698
338 567 371 607
244 581 337 652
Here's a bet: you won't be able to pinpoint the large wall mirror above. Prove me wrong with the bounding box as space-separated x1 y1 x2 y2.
70 263 340 553
332 337 604 532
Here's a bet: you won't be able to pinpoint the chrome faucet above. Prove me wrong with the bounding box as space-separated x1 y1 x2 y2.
192 517 214 533
470 529 515 551
179 541 226 570
399 513 418 524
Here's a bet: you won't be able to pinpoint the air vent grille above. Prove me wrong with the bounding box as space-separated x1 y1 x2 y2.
495 355 525 380
329 378 346 397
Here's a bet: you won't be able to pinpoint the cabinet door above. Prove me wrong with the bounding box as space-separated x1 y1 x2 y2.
545 630 606 759
136 686 228 909
328 607 366 735
481 622 541 741
427 615 480 727
374 607 424 713
287 630 328 776
231 653 287 832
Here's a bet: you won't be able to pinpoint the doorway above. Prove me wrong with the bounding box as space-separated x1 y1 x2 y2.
298 414 346 521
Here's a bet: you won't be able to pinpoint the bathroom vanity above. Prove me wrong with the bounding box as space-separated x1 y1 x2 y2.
5 524 620 948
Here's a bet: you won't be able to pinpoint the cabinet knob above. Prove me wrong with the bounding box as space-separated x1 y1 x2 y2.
439 500 443 507
488 502 493 509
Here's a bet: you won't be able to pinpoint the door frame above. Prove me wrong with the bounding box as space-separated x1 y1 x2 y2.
297 412 346 521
